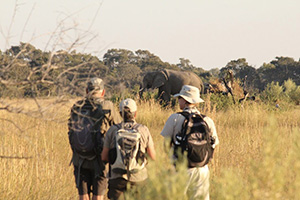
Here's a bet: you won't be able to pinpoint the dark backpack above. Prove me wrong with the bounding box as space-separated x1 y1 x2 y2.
173 112 215 168
109 123 146 178
70 101 105 160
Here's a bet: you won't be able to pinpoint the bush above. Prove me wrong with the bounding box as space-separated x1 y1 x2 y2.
289 87 300 105
260 82 283 103
259 80 300 106
205 93 235 111
283 79 300 105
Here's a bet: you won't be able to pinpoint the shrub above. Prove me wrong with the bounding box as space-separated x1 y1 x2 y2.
283 79 300 105
289 86 300 105
206 93 235 111
260 82 283 103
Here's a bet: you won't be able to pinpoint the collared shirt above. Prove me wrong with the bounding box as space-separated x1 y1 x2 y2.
160 106 219 149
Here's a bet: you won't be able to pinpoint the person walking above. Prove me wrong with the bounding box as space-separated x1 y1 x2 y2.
101 98 156 200
160 85 219 200
68 78 122 200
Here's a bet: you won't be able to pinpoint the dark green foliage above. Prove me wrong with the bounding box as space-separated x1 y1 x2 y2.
1 43 300 105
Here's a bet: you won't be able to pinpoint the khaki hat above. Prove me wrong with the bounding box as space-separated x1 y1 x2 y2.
87 78 104 92
174 85 204 103
119 98 137 113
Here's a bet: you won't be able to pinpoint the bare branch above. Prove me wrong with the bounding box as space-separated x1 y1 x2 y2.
0 1 109 133
5 0 19 48
0 155 32 159
20 3 36 41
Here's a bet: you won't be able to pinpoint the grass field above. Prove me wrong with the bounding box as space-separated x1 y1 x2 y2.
0 97 299 200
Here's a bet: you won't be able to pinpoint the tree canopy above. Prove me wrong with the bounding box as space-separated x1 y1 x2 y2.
0 42 299 98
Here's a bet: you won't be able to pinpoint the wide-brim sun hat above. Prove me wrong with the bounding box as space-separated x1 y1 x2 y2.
174 85 204 103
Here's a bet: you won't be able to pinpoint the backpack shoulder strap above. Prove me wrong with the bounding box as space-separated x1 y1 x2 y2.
117 122 141 130
132 123 142 130
178 111 206 120
177 111 189 119
176 111 190 139
88 102 109 133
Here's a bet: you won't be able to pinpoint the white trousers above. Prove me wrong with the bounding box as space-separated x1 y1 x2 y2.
185 165 210 200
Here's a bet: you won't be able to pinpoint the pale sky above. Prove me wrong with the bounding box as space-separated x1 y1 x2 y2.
1 0 300 70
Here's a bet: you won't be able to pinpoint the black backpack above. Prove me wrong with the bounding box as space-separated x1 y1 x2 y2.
69 101 105 160
173 112 215 168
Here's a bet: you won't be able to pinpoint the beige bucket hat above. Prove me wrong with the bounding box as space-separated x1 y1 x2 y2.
174 85 204 103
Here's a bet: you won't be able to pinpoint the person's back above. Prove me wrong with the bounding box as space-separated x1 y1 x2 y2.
160 85 219 200
104 121 153 181
101 98 156 200
69 97 121 168
68 78 121 200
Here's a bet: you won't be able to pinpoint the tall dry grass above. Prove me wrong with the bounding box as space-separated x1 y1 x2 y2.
0 98 299 199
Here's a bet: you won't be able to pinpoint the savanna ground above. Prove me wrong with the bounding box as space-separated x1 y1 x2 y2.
0 96 300 200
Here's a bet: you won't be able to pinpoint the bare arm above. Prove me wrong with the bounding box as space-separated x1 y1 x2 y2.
146 142 156 161
142 125 156 161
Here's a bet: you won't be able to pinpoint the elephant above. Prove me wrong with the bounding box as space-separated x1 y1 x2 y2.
139 69 204 106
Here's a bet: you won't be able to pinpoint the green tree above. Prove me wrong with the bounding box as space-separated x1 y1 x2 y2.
135 50 165 71
177 58 193 70
220 58 248 77
258 57 300 90
103 49 136 70
220 58 261 92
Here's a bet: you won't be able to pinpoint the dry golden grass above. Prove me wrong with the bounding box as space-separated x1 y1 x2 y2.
0 98 299 199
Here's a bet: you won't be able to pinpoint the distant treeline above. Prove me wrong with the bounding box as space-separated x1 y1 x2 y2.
0 42 299 98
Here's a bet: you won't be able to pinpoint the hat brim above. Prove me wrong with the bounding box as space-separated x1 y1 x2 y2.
174 94 204 103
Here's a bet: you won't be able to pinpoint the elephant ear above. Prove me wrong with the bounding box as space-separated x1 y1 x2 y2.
152 71 168 89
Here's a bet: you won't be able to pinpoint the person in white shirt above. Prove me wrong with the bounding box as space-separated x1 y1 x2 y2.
160 85 219 200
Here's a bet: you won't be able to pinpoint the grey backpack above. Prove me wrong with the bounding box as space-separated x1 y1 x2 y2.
110 123 146 178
